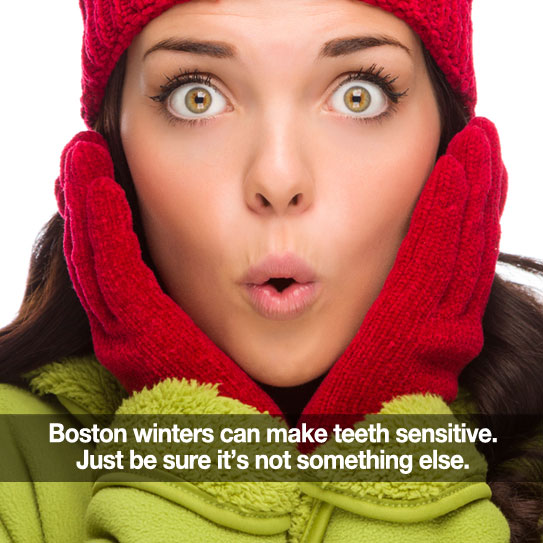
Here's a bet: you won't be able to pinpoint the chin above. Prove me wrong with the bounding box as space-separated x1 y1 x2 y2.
242 361 329 388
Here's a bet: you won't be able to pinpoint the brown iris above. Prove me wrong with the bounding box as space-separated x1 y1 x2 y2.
344 86 371 113
185 87 212 114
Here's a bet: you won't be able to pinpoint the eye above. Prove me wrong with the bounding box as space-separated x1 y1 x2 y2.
167 82 228 120
329 80 388 119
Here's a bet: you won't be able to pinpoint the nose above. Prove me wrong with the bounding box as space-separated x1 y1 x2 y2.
243 113 315 216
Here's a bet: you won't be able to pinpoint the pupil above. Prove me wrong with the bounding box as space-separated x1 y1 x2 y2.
186 87 211 113
345 86 370 112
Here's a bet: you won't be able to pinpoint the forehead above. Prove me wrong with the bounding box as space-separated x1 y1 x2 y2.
134 0 420 58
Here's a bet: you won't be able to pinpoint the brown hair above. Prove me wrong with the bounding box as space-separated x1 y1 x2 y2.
1 47 542 541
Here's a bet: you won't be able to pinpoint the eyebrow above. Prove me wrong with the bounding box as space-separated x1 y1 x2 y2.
143 35 411 61
319 35 411 58
143 38 237 60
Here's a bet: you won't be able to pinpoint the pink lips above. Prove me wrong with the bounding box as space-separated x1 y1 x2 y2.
241 253 320 320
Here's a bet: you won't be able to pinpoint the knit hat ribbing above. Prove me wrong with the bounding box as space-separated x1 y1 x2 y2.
79 0 475 127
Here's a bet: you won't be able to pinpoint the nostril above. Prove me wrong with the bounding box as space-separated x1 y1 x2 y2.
290 194 301 206
266 278 295 292
257 193 271 207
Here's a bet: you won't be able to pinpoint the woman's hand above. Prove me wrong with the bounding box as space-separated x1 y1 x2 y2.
302 117 507 418
55 131 280 414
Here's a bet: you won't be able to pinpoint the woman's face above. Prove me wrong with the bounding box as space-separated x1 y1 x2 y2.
121 0 441 386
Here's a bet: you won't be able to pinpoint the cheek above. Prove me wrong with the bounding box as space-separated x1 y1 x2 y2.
307 101 440 319
121 106 244 262
315 117 438 253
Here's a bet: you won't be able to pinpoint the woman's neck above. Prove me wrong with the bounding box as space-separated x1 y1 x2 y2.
257 373 327 427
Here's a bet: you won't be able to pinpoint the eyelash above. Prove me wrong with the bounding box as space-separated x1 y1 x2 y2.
148 65 409 127
149 70 217 127
335 64 409 124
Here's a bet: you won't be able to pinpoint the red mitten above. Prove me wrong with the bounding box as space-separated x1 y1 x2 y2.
302 117 507 418
55 131 280 415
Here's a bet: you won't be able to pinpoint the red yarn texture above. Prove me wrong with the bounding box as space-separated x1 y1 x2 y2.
55 117 506 418
79 0 475 126
302 117 506 419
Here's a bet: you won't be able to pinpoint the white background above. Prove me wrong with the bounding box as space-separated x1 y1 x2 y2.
1 1 542 327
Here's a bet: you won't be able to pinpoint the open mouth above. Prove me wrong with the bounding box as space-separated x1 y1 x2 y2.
265 277 297 293
241 253 319 319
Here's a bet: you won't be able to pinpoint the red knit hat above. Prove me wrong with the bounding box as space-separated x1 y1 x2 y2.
79 0 475 127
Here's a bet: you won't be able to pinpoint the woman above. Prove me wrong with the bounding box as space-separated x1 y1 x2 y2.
0 0 541 541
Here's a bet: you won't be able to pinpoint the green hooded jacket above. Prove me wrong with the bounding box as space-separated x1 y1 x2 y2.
0 355 511 542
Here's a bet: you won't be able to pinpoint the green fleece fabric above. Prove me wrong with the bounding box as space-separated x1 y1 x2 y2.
0 384 92 543
320 500 510 543
0 356 512 542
